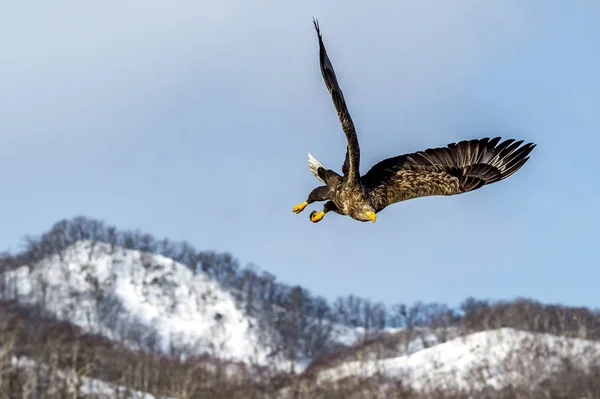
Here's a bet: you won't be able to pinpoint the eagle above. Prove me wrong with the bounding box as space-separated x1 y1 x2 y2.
293 19 536 223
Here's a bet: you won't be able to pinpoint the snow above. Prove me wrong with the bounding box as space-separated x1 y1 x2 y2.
329 324 372 346
77 376 166 399
11 356 167 399
317 328 600 392
4 240 598 393
1 241 275 366
330 323 407 347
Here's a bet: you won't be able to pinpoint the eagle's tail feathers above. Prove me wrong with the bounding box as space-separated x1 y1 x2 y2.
308 152 325 183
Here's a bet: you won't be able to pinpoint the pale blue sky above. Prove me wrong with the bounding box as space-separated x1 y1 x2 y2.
1 1 599 309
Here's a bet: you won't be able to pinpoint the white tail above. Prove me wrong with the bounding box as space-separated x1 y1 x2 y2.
307 152 325 182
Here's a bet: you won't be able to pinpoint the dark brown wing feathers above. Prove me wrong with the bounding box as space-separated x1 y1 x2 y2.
313 19 361 181
362 137 535 209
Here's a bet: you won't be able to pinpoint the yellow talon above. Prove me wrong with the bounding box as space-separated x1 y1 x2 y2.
293 202 308 214
310 211 325 223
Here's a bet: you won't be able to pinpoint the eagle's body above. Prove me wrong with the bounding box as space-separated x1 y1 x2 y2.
293 20 536 224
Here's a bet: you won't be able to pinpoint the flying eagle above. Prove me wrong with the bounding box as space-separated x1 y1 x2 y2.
293 19 536 223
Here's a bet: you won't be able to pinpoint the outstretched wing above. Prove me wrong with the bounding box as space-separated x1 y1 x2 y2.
361 137 536 211
313 19 360 181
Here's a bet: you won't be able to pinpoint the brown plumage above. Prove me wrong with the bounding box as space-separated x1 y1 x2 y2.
292 19 536 224
362 137 536 212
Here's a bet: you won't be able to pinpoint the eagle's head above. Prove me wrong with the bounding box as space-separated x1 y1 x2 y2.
351 204 377 223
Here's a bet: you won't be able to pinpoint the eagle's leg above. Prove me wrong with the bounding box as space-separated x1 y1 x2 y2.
293 186 330 214
310 201 338 223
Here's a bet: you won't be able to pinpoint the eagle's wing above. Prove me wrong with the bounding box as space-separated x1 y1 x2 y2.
361 137 536 211
313 19 360 181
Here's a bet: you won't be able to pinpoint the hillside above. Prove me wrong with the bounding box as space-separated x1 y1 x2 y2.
2 217 394 369
11 355 166 399
2 297 600 398
315 328 600 393
0 237 378 372
1 216 600 397
1 240 276 367
0 299 270 398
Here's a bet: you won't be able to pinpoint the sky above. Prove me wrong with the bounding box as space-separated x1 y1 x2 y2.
1 1 599 310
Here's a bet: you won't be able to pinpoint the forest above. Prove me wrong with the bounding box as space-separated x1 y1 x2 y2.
0 216 599 397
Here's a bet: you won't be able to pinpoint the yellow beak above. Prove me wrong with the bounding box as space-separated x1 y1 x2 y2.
365 211 377 223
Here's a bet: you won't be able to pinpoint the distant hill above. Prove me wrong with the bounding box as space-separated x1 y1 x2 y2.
315 328 600 394
2 240 275 366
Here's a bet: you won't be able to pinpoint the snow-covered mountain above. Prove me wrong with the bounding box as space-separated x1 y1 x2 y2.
315 327 600 393
0 240 378 373
1 241 275 366
4 239 599 396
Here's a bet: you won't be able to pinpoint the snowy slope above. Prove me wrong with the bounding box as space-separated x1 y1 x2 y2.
1 241 275 366
317 328 600 392
331 324 406 347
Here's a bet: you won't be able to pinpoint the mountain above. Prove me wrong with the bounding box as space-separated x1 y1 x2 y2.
1 240 276 366
2 216 600 397
0 239 374 371
314 327 600 394
5 239 599 396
